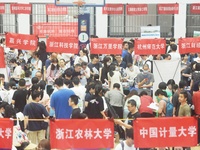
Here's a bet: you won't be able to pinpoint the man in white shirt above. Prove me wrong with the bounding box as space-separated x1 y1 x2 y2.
9 58 23 82
169 44 181 61
115 128 136 150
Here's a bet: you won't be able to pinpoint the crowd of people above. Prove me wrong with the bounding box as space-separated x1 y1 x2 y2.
0 37 200 150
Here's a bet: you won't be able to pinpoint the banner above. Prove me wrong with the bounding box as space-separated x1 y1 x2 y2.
33 22 78 37
157 3 179 14
90 38 123 54
141 26 160 38
50 119 114 149
190 3 200 14
0 47 5 68
135 38 166 55
179 37 200 54
126 4 148 15
102 4 124 14
46 37 79 53
46 4 68 15
0 3 5 14
134 117 198 148
6 32 38 51
0 119 13 149
10 3 32 14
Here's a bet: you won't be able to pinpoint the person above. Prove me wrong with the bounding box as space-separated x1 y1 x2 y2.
80 62 90 86
24 91 49 146
35 71 46 90
12 79 28 113
59 59 67 75
136 64 154 96
31 51 42 77
113 54 126 69
123 42 134 66
69 95 81 119
38 139 51 150
190 63 200 92
164 53 171 60
50 78 75 119
84 83 95 112
0 73 9 90
71 63 82 79
115 128 136 150
105 83 124 119
9 58 23 83
74 49 89 65
121 41 129 59
100 56 112 84
7 81 17 104
169 44 180 61
37 41 48 69
0 101 9 118
88 54 102 76
45 52 57 69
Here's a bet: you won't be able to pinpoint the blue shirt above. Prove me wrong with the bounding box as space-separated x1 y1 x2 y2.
50 88 75 119
122 49 128 58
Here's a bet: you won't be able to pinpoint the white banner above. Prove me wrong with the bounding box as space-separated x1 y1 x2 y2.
141 26 160 38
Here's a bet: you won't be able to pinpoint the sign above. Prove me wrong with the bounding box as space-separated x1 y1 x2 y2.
78 14 90 50
190 3 200 14
135 38 166 55
0 119 13 149
46 4 68 15
179 37 200 54
157 3 179 14
46 37 79 53
134 117 198 148
90 38 123 54
50 119 114 149
6 32 38 51
126 4 148 15
194 31 200 37
33 22 78 37
102 4 124 14
10 3 32 14
141 26 160 38
0 47 5 68
0 3 5 14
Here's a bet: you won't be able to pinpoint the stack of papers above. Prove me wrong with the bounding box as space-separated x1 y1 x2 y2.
147 103 159 111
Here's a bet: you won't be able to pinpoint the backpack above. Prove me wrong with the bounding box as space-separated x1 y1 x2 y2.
163 98 173 117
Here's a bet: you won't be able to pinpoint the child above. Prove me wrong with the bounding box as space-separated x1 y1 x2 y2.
69 95 81 119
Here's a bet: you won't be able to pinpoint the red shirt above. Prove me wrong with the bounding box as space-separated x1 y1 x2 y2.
139 95 154 114
192 91 200 115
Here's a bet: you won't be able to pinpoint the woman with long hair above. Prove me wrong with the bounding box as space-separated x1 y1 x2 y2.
74 49 89 65
100 56 112 84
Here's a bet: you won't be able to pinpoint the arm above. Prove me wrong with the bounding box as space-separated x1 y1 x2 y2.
24 116 29 129
158 100 165 114
114 119 132 129
141 82 153 88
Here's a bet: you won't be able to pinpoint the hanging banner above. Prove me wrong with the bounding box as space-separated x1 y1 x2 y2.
90 38 123 54
0 47 5 68
33 22 78 37
190 3 200 14
134 117 198 148
0 3 5 14
135 38 166 55
126 4 148 15
46 4 68 15
0 119 14 149
6 32 38 51
141 26 160 38
10 3 32 14
50 119 114 149
179 37 200 54
157 3 179 14
102 4 124 14
46 37 79 53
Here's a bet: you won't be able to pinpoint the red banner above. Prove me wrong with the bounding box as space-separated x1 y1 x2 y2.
33 22 78 37
46 4 68 15
135 38 166 55
50 119 114 149
190 3 200 14
157 3 179 14
46 37 79 53
134 117 198 148
102 4 124 14
0 119 13 149
90 38 123 54
6 32 38 51
10 3 32 14
126 4 148 15
0 3 5 14
0 47 5 68
179 37 200 54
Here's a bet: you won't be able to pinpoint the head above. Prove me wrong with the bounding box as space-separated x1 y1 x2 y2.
69 95 79 107
25 70 31 78
9 58 17 67
143 64 149 72
72 77 80 86
170 44 177 52
172 84 179 93
87 83 95 94
158 82 167 90
18 52 24 60
170 38 176 44
0 102 8 115
126 90 138 100
167 79 175 90
33 51 39 59
90 54 99 64
59 59 66 67
35 71 42 81
39 41 46 51
155 89 167 102
164 54 171 60
127 99 137 113
18 79 26 87
115 54 122 63
32 77 39 85
125 128 134 147
181 54 188 62
153 54 162 60
128 42 134 53
195 63 200 71
37 139 51 150
9 81 16 90
74 64 81 72
122 41 129 50
127 63 133 71
103 56 112 67
0 74 5 83
54 78 64 88
50 53 57 60
179 80 187 89
64 69 73 80
113 83 120 90
95 84 103 96
178 90 188 104
139 90 148 97
31 91 41 102
81 62 88 70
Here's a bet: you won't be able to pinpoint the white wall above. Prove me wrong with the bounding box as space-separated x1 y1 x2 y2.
1 0 200 37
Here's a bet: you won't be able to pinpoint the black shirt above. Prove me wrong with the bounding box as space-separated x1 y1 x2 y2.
71 108 81 119
127 111 141 127
123 52 133 66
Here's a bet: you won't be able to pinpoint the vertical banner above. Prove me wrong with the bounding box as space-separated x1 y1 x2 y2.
190 3 200 14
78 13 90 51
135 38 166 55
0 3 5 14
157 3 179 14
46 4 68 15
0 47 5 68
90 38 123 54
102 4 124 14
134 117 198 148
50 119 114 149
179 37 200 54
10 3 32 14
0 119 14 149
126 4 148 15
6 32 38 51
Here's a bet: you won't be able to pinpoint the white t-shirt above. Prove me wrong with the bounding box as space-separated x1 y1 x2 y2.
13 66 22 79
125 66 140 80
169 52 181 61
115 141 136 150
74 55 88 65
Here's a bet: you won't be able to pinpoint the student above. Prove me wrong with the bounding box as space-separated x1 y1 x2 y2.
69 95 81 119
